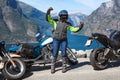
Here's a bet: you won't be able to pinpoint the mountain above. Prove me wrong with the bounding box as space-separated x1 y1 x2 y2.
0 0 38 43
68 12 87 26
82 0 120 36
18 2 53 37
0 0 52 43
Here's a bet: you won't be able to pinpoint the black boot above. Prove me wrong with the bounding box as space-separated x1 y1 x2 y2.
62 57 67 73
51 56 56 74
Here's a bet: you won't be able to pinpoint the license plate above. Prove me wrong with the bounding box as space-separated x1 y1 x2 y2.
85 39 92 46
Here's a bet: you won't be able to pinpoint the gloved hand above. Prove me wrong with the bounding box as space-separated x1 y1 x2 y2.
80 21 84 27
79 21 84 30
48 7 53 11
47 7 53 15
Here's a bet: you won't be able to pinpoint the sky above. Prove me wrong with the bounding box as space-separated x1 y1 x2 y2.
18 0 111 15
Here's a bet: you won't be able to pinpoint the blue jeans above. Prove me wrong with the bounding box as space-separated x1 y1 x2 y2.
53 39 67 57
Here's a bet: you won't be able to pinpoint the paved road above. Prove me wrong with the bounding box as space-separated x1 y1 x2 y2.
0 58 120 80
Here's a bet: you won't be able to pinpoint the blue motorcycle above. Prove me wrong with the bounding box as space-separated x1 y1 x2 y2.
9 33 78 70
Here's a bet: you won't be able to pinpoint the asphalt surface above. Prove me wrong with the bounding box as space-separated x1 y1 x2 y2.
0 58 120 80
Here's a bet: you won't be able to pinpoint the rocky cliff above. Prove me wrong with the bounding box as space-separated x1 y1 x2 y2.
0 0 38 43
81 0 120 36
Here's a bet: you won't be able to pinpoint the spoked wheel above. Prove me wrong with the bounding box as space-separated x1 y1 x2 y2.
90 48 108 70
2 58 26 80
66 48 78 65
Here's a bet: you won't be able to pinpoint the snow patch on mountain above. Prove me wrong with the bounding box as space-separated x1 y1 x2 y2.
106 0 114 8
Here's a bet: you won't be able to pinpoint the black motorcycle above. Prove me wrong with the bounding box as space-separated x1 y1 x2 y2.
86 29 120 70
0 41 26 80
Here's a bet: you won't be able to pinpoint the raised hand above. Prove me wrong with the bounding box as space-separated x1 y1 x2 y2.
80 21 84 27
48 7 53 11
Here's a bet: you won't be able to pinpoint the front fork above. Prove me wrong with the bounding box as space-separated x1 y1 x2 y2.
0 56 4 69
2 51 17 68
104 48 117 60
104 48 111 56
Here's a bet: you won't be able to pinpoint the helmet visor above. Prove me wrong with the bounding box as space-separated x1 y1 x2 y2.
60 15 68 20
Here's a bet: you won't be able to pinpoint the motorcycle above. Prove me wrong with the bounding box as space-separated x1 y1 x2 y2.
0 41 26 80
9 33 78 70
85 28 120 70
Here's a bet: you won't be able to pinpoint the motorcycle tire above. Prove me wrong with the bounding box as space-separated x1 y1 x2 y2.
2 58 26 80
66 48 78 65
90 48 108 70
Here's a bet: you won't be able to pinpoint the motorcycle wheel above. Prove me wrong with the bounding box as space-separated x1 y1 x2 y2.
2 58 26 80
66 48 78 65
90 48 108 70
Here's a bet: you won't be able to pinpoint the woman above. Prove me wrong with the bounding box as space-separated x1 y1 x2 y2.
46 7 84 74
